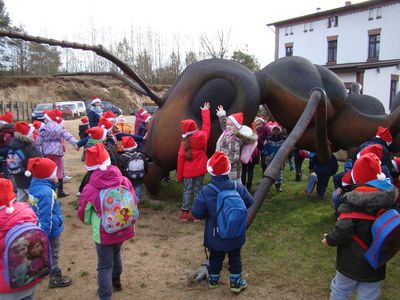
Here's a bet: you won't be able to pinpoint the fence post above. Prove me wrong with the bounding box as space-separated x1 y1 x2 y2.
0 100 3 114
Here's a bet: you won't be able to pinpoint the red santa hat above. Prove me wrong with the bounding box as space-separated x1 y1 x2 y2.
91 96 102 105
351 153 386 184
143 113 152 123
271 122 282 132
116 115 126 123
81 117 89 125
85 143 111 171
207 151 231 176
375 126 392 145
86 126 107 141
341 170 353 186
181 119 198 138
102 111 116 122
98 117 113 131
227 112 243 129
0 112 13 125
44 109 63 122
15 121 35 137
122 136 137 151
25 157 57 179
0 178 16 214
138 108 147 116
254 116 265 124
56 117 64 125
32 120 44 131
392 157 400 173
357 144 383 160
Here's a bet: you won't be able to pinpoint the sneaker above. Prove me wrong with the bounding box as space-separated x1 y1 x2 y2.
63 175 72 183
181 210 190 222
192 215 201 222
112 277 122 292
58 191 70 198
229 274 247 293
208 274 219 289
48 270 72 288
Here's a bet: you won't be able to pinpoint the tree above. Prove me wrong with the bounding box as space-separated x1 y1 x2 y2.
231 50 260 72
135 50 153 83
185 51 198 67
0 0 11 71
200 29 231 59
27 42 62 75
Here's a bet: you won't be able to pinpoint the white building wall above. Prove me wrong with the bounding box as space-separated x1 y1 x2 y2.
277 2 400 64
338 73 357 83
363 66 400 112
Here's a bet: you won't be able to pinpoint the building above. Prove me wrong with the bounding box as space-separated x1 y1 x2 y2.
267 0 400 112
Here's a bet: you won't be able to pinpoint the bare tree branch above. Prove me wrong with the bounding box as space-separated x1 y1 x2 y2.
0 29 163 107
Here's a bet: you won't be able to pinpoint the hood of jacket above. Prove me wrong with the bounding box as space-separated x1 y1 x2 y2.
89 165 126 189
9 133 34 150
338 188 397 215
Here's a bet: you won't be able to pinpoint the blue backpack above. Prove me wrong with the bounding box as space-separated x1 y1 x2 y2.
339 209 400 269
209 182 247 239
4 222 52 289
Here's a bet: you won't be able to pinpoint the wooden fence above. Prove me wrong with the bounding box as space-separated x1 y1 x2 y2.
0 101 36 121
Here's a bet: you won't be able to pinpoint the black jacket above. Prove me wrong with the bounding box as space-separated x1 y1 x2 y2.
8 133 42 189
326 188 397 282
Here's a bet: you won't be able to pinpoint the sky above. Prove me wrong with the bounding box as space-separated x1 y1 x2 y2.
4 0 365 67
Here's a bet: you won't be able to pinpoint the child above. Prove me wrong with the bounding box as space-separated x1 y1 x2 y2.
0 112 15 179
26 157 72 288
134 108 148 134
255 117 271 175
322 153 397 299
216 106 244 182
308 152 338 199
136 113 151 151
88 96 103 127
7 122 42 202
78 143 136 299
78 117 90 139
35 109 78 197
191 151 254 293
263 122 286 192
177 102 210 221
119 136 148 202
0 178 40 299
115 115 132 134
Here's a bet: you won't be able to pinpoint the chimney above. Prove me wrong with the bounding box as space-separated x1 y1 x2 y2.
345 1 352 6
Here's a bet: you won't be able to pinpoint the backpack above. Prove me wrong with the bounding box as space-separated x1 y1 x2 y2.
305 172 318 195
99 186 139 233
6 149 26 175
121 152 146 180
4 222 51 289
339 209 400 269
209 182 247 239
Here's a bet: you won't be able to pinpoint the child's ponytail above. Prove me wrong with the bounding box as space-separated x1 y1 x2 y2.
183 136 192 161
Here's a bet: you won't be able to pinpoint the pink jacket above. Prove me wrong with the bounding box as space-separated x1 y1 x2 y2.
78 166 135 245
0 203 38 294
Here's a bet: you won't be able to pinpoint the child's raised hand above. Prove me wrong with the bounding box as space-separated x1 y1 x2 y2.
216 105 226 117
201 102 210 110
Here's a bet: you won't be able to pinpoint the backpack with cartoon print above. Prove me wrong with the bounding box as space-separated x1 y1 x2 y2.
99 186 139 233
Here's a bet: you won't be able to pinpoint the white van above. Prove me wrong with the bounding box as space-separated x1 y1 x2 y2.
55 101 87 117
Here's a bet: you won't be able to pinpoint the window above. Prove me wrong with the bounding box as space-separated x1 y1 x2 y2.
390 75 399 108
303 23 308 33
368 34 380 59
328 16 338 28
285 46 293 57
289 26 293 35
285 27 288 36
309 22 313 32
376 7 382 19
368 9 374 20
327 40 337 63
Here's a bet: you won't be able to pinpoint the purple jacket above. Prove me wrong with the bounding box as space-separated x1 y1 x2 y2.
35 122 78 156
78 166 135 245
256 122 272 152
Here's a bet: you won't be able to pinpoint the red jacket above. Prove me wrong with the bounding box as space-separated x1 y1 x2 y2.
177 110 210 181
0 203 38 294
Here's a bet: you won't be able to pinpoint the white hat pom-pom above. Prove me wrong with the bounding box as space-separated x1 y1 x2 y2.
6 206 14 214
99 164 107 171
25 170 32 177
377 172 386 181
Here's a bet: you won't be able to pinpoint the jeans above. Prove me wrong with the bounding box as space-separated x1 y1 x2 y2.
50 236 61 274
208 248 242 275
330 271 381 300
182 176 204 211
95 243 123 300
132 182 142 203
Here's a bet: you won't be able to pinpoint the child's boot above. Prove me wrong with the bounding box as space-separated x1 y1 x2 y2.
275 183 283 192
229 273 247 293
48 270 72 288
57 179 70 198
181 210 190 222
112 277 122 291
207 273 220 289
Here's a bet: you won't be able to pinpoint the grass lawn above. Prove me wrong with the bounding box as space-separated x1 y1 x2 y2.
145 160 400 299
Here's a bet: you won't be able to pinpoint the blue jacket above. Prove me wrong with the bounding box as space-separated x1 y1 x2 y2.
191 175 254 251
29 178 64 239
263 134 285 158
88 109 101 128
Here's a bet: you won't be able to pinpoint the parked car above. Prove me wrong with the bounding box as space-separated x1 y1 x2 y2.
55 101 86 117
31 103 55 121
85 101 122 116
55 104 74 120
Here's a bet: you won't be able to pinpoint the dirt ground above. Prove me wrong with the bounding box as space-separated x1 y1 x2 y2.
34 116 287 300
